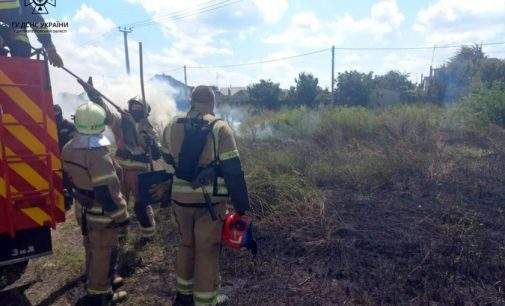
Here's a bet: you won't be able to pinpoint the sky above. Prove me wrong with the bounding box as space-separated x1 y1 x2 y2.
34 0 505 103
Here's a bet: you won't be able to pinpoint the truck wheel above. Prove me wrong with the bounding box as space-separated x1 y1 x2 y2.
0 260 29 290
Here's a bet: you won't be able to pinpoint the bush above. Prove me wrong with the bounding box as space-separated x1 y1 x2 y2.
450 83 505 129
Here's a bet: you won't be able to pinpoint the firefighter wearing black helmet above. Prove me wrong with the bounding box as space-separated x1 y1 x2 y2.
78 77 161 241
53 104 77 210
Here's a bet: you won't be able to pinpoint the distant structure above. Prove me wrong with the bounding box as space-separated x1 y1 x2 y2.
370 88 401 108
153 74 193 110
219 86 246 96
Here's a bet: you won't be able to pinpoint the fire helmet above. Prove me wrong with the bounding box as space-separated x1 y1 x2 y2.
222 213 257 255
128 97 151 114
74 102 106 135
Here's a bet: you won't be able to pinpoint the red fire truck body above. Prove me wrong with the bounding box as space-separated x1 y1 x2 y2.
0 56 65 272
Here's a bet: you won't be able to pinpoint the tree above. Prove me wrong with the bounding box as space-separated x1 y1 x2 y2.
247 79 283 110
294 72 320 107
374 71 413 92
374 70 416 102
315 87 332 105
480 58 505 86
334 71 374 106
430 45 485 103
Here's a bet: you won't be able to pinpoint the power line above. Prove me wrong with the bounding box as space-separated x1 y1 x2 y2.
184 41 505 70
332 41 505 51
76 0 243 47
187 48 331 69
124 0 242 29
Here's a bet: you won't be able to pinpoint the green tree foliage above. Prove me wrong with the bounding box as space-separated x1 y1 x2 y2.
430 45 485 103
373 70 417 101
454 83 505 128
294 72 320 107
481 58 505 86
335 71 374 106
247 79 283 110
374 71 413 91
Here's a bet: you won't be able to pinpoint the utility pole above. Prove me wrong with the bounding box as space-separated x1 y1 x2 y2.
119 27 133 75
331 46 335 95
139 42 146 104
184 65 189 101
426 44 437 95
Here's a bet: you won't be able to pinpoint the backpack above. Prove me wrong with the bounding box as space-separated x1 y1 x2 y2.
175 116 220 182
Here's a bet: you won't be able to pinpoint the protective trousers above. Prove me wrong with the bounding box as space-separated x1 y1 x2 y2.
83 226 119 295
122 168 156 238
174 202 226 306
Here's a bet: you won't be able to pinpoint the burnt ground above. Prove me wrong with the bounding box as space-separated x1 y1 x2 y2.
1 188 505 306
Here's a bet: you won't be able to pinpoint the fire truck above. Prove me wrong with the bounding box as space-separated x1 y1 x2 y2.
0 54 65 289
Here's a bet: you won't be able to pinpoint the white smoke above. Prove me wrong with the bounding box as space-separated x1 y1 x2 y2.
94 75 178 127
54 74 179 146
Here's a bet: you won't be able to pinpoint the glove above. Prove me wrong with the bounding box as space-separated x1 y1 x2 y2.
78 77 103 105
46 46 63 67
191 167 216 190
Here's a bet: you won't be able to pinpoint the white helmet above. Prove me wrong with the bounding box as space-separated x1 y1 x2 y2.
74 102 106 135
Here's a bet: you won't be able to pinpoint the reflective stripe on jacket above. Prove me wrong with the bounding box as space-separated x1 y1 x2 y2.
0 0 19 10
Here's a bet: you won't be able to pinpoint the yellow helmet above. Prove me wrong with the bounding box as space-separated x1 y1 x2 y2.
74 102 106 135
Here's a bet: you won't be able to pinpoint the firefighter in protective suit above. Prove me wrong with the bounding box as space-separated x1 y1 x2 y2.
62 102 128 305
151 85 250 306
78 77 160 240
0 0 63 66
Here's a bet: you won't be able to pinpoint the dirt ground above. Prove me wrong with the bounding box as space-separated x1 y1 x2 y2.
1 188 505 306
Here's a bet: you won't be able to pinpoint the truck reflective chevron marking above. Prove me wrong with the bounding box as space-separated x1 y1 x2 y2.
0 57 65 244
2 114 61 170
0 68 58 141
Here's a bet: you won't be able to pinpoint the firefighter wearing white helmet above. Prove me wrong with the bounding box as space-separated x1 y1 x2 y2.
62 102 129 305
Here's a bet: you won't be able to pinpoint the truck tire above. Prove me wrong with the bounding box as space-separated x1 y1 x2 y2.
0 260 28 290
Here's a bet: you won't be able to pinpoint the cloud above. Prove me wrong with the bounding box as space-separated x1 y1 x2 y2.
252 0 289 23
263 0 405 48
414 0 505 43
46 4 177 123
72 4 115 37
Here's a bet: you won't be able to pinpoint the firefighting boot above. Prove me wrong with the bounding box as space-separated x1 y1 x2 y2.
173 293 194 306
112 276 124 290
214 293 229 305
107 290 128 305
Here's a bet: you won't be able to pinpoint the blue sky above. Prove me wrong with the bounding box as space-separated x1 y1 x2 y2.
42 0 505 100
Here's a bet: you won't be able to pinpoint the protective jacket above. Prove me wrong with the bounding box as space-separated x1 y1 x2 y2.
0 0 55 49
62 134 128 228
108 111 160 170
161 91 250 214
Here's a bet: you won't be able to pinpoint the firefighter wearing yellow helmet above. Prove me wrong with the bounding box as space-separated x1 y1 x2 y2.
62 102 128 305
151 85 251 306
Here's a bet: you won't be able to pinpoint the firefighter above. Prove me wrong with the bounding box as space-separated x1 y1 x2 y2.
54 104 77 210
151 85 250 306
54 104 77 150
0 0 63 66
78 77 161 241
62 102 128 305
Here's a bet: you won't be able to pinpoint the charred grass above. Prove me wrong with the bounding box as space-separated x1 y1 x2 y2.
4 101 505 305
